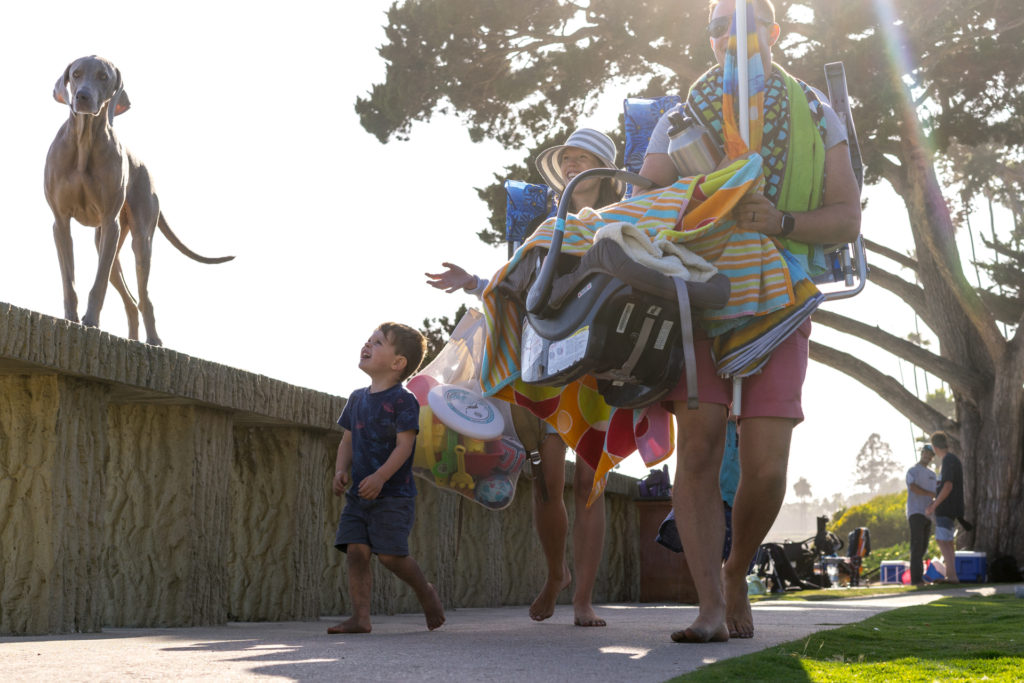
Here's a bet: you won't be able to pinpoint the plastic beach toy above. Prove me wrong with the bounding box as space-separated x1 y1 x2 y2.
406 309 526 510
427 383 505 441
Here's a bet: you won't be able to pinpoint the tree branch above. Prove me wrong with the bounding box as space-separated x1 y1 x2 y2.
864 238 916 271
811 309 985 401
872 155 906 197
809 340 958 438
864 263 929 320
976 289 1024 326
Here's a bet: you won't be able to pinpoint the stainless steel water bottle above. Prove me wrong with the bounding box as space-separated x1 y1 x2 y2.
666 110 723 177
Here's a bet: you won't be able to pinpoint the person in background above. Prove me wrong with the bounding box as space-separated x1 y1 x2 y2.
425 127 624 627
328 323 445 634
905 443 937 585
639 0 861 643
925 430 965 584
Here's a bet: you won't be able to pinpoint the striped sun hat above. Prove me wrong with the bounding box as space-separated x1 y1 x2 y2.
534 127 625 198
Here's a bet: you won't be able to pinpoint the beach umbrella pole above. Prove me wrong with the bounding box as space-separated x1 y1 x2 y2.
733 0 749 417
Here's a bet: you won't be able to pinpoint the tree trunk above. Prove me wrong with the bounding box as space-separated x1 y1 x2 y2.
958 348 1024 561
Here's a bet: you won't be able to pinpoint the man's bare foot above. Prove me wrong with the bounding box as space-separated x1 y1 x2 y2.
573 603 606 627
669 606 728 643
724 572 753 639
529 565 571 621
670 624 729 643
327 616 371 634
422 583 446 630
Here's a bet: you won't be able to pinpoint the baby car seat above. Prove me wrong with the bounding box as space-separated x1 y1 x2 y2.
500 168 729 409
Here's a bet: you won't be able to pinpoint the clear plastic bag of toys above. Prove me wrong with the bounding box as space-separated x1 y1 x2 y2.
406 308 526 510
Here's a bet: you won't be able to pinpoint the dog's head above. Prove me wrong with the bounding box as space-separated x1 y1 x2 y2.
53 55 130 124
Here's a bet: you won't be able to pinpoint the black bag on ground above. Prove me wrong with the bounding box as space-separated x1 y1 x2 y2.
989 554 1023 582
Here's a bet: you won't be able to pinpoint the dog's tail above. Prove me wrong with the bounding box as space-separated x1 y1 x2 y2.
158 214 234 264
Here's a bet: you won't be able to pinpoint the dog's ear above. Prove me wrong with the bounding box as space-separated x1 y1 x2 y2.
113 91 131 117
107 68 130 124
53 65 71 105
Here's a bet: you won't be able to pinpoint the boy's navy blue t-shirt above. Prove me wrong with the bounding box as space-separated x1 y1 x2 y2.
338 384 419 498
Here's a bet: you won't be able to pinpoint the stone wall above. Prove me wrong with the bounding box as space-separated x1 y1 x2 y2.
0 303 644 635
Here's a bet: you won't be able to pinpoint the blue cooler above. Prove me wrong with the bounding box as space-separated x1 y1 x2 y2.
955 551 987 582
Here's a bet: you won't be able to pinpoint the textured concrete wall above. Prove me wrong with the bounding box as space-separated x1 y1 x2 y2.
0 375 109 634
0 303 646 635
229 426 329 622
104 404 234 627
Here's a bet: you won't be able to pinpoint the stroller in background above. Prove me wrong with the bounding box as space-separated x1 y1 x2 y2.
753 516 858 592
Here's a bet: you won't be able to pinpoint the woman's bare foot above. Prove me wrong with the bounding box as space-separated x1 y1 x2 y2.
724 572 754 639
573 603 606 627
422 583 446 630
530 565 571 621
327 616 371 634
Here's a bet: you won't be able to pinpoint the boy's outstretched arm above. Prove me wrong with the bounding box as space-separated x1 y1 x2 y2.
333 431 352 496
358 430 416 500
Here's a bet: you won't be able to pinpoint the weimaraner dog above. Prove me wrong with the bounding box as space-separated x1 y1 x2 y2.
44 55 233 346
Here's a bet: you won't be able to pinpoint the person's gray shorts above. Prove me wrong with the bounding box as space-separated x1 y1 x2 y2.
335 493 415 556
935 515 955 542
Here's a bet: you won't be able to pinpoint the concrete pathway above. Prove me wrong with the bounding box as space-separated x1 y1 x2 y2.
1 585 1015 682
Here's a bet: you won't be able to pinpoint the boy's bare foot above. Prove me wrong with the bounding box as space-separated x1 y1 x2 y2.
327 617 371 634
573 603 606 627
529 564 571 621
423 583 446 630
724 572 754 639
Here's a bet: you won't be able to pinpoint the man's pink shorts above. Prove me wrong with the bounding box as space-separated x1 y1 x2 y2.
664 319 811 421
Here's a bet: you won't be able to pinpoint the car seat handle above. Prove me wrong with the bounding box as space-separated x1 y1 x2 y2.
526 169 654 314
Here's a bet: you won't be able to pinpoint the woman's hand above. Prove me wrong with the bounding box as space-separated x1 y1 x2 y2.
425 262 477 293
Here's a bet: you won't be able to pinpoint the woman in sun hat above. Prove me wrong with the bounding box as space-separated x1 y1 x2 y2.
424 125 623 629
534 127 626 212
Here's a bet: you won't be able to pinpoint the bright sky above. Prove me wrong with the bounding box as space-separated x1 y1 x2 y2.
2 1 965 506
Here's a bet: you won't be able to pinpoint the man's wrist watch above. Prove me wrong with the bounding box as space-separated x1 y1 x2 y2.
779 212 796 238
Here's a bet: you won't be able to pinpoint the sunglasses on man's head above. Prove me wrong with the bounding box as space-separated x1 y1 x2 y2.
707 15 774 39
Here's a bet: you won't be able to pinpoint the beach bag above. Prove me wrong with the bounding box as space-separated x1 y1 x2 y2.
989 555 1023 582
406 308 526 510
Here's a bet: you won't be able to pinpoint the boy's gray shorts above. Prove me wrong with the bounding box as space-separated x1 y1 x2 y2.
335 493 415 556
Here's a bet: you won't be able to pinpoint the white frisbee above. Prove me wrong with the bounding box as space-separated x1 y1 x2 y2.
427 384 505 441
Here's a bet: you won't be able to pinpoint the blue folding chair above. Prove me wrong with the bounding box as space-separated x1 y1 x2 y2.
503 180 555 258
623 96 683 171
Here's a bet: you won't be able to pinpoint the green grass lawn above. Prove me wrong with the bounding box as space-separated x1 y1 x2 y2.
673 594 1023 682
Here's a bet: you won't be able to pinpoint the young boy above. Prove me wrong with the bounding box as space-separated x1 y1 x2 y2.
328 322 445 634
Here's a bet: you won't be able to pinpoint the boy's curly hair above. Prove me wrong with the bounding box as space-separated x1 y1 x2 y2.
379 322 427 382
